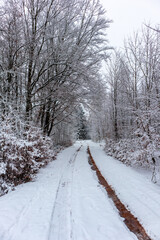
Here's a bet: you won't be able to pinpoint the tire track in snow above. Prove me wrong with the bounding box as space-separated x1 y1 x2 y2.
48 146 82 240
0 192 39 240
87 146 152 240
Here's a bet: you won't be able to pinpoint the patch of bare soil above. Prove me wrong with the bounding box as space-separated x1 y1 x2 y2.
87 147 152 240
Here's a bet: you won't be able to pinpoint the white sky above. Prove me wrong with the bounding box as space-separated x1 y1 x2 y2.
100 0 160 48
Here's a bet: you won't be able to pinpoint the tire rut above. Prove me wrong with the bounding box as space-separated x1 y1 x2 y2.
48 146 82 240
87 146 152 240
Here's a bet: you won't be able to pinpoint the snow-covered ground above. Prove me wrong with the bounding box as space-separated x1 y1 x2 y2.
88 140 160 240
0 140 160 240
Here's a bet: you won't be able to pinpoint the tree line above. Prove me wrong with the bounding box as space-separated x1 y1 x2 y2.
0 0 111 142
91 25 160 181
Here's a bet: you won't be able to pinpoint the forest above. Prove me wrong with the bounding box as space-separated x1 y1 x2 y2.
0 0 160 195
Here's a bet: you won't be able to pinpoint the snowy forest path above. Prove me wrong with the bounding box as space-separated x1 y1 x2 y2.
0 141 160 240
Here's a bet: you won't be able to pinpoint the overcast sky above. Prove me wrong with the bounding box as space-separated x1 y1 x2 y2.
100 0 160 48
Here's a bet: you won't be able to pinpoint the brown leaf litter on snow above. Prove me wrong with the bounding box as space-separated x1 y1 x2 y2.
87 147 152 240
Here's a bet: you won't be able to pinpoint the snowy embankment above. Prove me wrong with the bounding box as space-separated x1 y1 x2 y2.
89 141 160 240
0 141 137 240
104 138 160 179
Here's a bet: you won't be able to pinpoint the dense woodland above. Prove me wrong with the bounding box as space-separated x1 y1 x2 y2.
97 27 160 182
0 0 160 195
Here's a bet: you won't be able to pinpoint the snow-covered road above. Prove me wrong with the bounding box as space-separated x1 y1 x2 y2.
0 141 159 240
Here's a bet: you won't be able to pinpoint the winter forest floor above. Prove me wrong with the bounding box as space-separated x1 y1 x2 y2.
0 141 160 240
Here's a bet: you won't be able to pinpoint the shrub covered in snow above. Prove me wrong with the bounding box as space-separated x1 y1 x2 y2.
0 118 55 196
105 111 160 183
105 135 160 182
